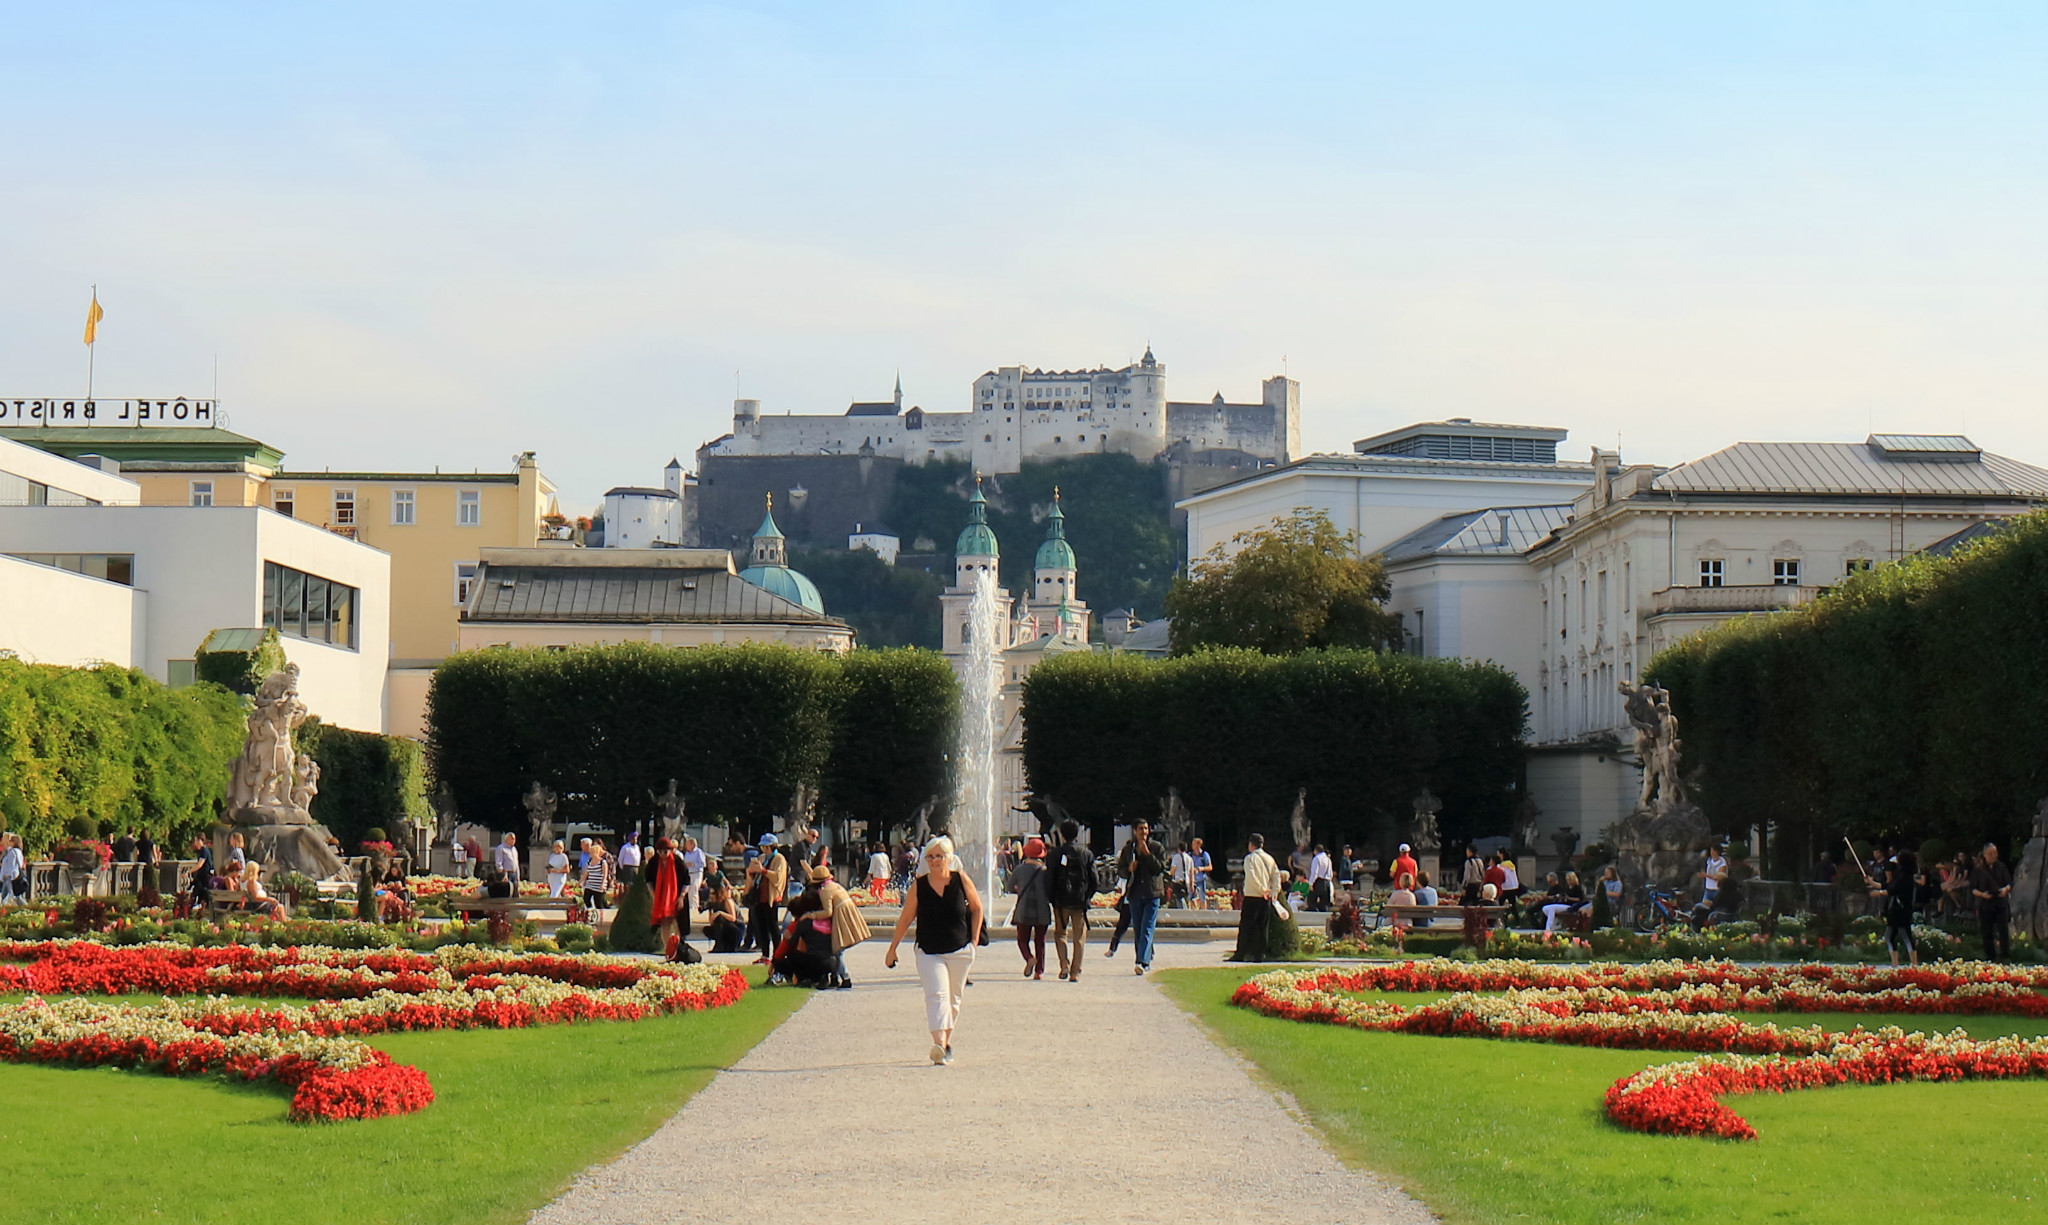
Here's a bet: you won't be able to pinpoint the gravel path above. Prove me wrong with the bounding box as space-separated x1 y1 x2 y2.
531 936 1435 1224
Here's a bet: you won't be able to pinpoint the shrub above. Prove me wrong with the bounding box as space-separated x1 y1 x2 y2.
65 815 96 840
295 720 429 851
607 880 659 953
554 922 596 953
356 872 376 923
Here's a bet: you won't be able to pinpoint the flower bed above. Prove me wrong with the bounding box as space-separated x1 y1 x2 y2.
1231 960 2048 1139
0 940 747 1122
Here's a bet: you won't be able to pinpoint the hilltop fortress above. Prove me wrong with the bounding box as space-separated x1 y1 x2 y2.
693 347 1300 553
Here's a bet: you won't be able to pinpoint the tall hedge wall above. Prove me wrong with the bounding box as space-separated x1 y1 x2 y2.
0 659 245 855
294 718 431 851
1647 511 2048 873
1020 648 1528 853
425 644 957 839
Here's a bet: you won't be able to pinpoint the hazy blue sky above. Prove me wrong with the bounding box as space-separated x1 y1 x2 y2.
5 3 2045 511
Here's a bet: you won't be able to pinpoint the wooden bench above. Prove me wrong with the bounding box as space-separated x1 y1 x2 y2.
1378 904 1507 932
446 897 584 920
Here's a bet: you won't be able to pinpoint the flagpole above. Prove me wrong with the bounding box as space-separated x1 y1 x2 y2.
86 283 97 399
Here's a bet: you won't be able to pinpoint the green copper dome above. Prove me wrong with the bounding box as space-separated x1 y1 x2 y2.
955 481 1000 558
1035 491 1075 571
737 562 825 614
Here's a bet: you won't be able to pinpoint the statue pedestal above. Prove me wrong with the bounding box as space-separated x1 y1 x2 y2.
529 848 553 884
215 820 352 882
1612 801 1711 892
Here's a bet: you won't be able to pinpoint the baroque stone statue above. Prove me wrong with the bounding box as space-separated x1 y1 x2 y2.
524 781 558 845
1157 787 1192 855
228 664 312 817
1288 788 1310 852
1410 788 1444 857
431 781 460 846
1619 680 1687 812
2013 797 2048 943
288 753 320 814
648 779 686 844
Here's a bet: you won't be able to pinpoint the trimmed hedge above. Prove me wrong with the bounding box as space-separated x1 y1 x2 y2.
0 659 244 855
425 643 957 839
194 627 286 696
1647 510 2048 872
294 718 431 852
1019 648 1527 853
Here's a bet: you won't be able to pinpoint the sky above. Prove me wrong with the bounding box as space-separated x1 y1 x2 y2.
4 2 2046 513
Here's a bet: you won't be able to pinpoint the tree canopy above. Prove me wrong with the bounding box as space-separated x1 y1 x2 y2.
1164 509 1402 655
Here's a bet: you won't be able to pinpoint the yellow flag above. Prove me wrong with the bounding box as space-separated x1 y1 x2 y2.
83 293 104 345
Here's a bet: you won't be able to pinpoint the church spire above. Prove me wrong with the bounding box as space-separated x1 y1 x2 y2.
894 370 903 408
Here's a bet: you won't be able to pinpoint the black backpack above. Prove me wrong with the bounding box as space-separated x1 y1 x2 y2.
1051 843 1095 910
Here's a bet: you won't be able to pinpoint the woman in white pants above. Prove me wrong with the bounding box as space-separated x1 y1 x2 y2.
885 836 984 1066
545 840 571 898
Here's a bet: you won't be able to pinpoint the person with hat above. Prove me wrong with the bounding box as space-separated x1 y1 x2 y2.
1008 836 1053 979
746 832 789 961
788 863 872 988
1392 843 1419 886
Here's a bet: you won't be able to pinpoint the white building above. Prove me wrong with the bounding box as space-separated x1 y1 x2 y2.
700 347 1300 476
848 522 900 565
1178 420 1593 562
0 436 392 731
600 460 686 549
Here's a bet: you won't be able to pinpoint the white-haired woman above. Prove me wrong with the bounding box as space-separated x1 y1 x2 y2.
885 836 984 1065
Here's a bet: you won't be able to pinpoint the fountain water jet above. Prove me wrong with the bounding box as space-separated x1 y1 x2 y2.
953 566 1005 903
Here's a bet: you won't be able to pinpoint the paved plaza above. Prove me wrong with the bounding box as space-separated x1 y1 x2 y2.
533 938 1435 1224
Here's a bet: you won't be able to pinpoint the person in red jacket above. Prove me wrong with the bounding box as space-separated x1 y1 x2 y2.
1392 843 1419 885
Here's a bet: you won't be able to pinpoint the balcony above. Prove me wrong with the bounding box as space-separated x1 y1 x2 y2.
322 522 358 541
1650 584 1824 617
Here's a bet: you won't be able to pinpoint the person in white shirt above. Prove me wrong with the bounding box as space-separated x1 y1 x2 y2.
1169 843 1194 908
450 837 470 878
545 840 571 898
1233 833 1282 962
617 832 643 884
493 833 521 880
867 842 892 902
681 836 708 906
1307 844 1335 912
0 832 26 903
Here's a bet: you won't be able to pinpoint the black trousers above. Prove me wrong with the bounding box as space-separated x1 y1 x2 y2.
1234 897 1272 962
1310 879 1333 912
1107 899 1131 949
750 900 779 954
1980 902 2011 961
706 915 745 953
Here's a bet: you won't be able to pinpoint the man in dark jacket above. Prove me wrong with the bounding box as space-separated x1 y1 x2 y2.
1972 843 2014 962
1048 820 1095 981
1117 821 1168 975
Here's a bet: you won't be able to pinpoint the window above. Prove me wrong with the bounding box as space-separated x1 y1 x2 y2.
1698 559 1724 588
1623 561 1631 611
166 660 196 688
272 488 295 519
8 553 134 585
1597 571 1609 626
457 489 480 526
454 562 477 606
1773 558 1801 586
189 481 214 507
1845 558 1873 575
391 488 416 525
332 489 356 526
262 561 359 649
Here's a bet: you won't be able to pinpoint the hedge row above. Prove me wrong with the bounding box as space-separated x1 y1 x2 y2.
1647 510 2048 872
424 644 958 838
294 718 432 851
1019 648 1528 853
0 659 245 855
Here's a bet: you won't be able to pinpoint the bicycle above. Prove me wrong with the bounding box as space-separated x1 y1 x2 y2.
1634 885 1684 933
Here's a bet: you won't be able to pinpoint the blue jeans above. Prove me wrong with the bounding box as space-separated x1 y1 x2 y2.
1130 896 1161 967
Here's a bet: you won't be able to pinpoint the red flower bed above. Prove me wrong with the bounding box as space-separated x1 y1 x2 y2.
0 941 748 1122
1231 959 2048 1140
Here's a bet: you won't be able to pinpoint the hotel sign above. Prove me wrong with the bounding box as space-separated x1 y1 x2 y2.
0 398 218 425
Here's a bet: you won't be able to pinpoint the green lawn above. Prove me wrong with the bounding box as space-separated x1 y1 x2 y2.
1158 967 2048 1225
0 970 805 1225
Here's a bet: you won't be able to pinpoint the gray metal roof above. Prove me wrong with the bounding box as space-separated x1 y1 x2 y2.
1655 440 2048 499
1920 519 2010 558
1380 505 1576 563
464 563 845 626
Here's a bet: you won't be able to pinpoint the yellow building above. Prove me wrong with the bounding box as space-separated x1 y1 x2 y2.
266 454 559 736
0 424 560 737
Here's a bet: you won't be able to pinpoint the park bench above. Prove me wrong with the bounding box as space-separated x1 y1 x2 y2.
446 896 584 921
1378 904 1507 932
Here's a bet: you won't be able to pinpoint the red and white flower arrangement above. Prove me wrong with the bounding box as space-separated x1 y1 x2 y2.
1231 959 2048 1139
0 941 747 1122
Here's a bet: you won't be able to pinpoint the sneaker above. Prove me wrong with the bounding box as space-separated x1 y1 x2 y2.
929 1043 947 1065
1134 964 1144 975
943 1044 953 1063
768 973 786 986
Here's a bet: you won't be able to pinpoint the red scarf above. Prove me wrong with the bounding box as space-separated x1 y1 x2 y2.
652 853 679 918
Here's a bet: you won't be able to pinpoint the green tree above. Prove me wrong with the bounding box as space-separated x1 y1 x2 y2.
1164 509 1402 655
789 546 945 648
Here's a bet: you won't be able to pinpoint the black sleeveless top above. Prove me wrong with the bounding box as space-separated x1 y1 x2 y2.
915 873 972 954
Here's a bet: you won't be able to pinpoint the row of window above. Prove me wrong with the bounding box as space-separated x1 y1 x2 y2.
0 472 96 507
7 552 134 585
187 482 485 526
262 561 360 650
1695 557 1871 588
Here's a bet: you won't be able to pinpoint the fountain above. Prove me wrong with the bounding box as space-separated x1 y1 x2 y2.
953 566 1005 902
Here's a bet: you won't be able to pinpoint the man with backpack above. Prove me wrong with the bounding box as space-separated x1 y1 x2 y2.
1047 819 1095 982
